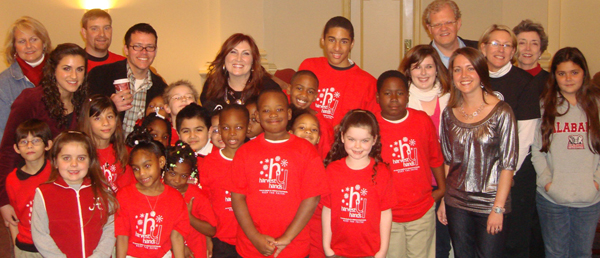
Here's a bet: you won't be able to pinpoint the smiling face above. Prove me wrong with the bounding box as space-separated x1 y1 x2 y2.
555 61 584 101
289 74 319 110
130 150 165 190
409 55 437 91
256 91 292 140
220 109 248 151
321 27 354 68
81 17 112 55
427 5 462 48
377 77 409 121
516 31 542 70
480 30 515 72
14 28 44 63
178 117 209 151
55 55 86 97
165 85 196 118
163 162 191 194
342 126 375 164
225 41 253 80
290 113 320 145
55 142 89 185
452 54 482 96
89 108 117 148
124 32 157 76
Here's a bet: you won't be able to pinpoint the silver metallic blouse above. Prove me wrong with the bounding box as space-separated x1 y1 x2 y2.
441 101 518 214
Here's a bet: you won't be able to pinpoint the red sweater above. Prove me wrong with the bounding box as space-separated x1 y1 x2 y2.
86 51 126 72
377 110 444 222
37 177 107 258
6 160 51 248
115 184 191 258
199 150 237 245
226 134 327 258
299 57 378 127
322 159 396 257
183 184 217 257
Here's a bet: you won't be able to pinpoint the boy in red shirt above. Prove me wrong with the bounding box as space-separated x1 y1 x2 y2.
200 104 250 257
175 103 213 170
375 70 445 257
6 119 52 257
227 89 326 258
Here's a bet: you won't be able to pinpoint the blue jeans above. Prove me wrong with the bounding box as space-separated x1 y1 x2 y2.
446 205 506 258
536 192 600 258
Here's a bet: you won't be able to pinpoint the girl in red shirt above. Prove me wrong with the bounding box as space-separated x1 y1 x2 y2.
322 109 395 258
164 141 217 258
79 94 133 192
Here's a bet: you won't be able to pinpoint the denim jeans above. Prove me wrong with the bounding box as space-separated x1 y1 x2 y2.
536 192 600 258
446 205 506 258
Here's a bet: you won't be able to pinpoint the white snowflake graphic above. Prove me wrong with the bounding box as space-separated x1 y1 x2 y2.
409 139 416 146
319 93 324 98
345 187 350 192
109 164 116 172
360 188 368 196
263 165 268 170
156 215 163 223
281 159 288 167
334 92 341 98
329 87 335 92
355 185 360 190
275 156 281 162
402 137 408 142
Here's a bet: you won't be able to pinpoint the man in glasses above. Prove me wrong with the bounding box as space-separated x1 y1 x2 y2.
423 0 478 67
81 9 125 72
88 23 167 135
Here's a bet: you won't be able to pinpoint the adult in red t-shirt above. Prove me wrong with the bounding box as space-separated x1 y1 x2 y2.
227 134 327 258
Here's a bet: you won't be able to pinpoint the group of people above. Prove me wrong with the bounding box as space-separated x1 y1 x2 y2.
0 0 597 257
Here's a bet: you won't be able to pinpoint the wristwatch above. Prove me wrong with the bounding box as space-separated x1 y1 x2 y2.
493 206 505 214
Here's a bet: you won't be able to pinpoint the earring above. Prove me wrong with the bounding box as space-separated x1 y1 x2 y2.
480 83 484 89
222 65 225 71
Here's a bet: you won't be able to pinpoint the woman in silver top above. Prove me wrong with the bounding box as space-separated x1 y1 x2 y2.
438 47 518 258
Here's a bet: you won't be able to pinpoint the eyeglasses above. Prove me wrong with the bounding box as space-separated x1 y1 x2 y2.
129 45 157 52
171 94 195 102
487 41 513 49
18 138 43 147
429 20 457 29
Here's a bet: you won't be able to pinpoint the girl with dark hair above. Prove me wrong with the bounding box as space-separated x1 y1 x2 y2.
79 94 132 192
125 112 172 148
299 16 378 128
31 131 117 257
439 47 518 258
0 43 87 226
532 47 600 258
200 33 280 112
322 109 395 258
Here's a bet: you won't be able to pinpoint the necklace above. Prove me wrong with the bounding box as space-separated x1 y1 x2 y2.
144 194 160 217
460 101 485 120
224 87 244 105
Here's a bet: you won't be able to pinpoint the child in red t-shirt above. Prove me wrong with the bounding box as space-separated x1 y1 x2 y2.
375 70 445 257
164 80 200 146
164 141 217 258
298 16 378 128
286 70 334 160
322 109 396 258
227 89 327 258
200 104 250 257
175 103 213 170
6 119 52 256
79 94 134 192
116 138 191 258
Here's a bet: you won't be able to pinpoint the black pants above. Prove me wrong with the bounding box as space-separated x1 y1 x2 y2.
502 155 545 258
212 237 238 258
446 205 507 258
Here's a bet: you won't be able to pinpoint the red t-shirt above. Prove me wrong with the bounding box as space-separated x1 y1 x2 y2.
87 51 126 72
377 110 444 222
199 150 237 245
315 112 334 160
97 144 134 192
6 161 51 245
115 184 191 258
322 159 396 257
299 57 378 127
183 184 217 258
226 134 327 258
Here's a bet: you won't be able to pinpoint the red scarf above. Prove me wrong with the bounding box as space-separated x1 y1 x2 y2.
15 55 46 86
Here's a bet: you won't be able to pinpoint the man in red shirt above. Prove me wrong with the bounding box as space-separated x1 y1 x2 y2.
80 9 125 72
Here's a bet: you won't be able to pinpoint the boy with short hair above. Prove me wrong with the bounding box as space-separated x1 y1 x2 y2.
176 103 212 169
375 70 445 258
6 119 53 257
200 104 250 257
228 89 326 257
